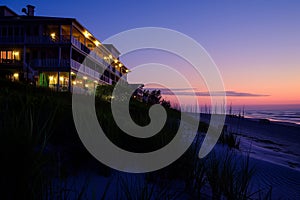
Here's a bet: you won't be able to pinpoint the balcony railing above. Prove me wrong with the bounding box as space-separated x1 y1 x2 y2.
0 59 22 65
100 75 111 84
71 36 90 54
0 35 72 45
71 59 101 81
26 35 71 44
0 36 25 44
30 59 69 68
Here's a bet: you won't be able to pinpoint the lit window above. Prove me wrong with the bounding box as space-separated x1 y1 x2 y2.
0 50 21 62
13 51 20 60
0 51 6 60
7 51 12 59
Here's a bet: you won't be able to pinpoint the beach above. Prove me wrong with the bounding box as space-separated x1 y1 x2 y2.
197 113 300 199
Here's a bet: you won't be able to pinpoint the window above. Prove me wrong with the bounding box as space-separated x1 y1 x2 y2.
13 51 20 60
0 50 21 63
7 51 12 59
1 51 7 59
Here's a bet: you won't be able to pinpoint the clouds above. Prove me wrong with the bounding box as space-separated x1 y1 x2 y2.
145 88 269 97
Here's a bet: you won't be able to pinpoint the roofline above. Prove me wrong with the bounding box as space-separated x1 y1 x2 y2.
0 5 18 16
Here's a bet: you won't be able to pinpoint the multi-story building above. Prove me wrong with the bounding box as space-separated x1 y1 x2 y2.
0 5 129 92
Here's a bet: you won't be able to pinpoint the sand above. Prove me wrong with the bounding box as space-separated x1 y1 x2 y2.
196 113 300 199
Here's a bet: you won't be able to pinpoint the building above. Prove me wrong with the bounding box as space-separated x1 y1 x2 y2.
0 5 129 92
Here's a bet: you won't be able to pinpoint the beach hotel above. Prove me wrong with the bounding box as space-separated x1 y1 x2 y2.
0 5 129 92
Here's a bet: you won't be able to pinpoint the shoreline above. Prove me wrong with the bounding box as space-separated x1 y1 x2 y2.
187 112 300 170
187 112 300 199
244 114 300 127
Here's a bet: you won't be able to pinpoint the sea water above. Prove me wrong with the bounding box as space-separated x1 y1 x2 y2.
240 104 300 125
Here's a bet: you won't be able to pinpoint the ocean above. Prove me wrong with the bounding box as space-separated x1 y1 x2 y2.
234 104 300 125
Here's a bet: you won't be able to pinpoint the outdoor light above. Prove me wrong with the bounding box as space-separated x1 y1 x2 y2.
71 72 76 75
114 59 118 63
119 63 122 67
85 84 89 87
59 77 64 81
83 76 87 80
109 55 113 59
13 73 19 78
95 41 100 46
125 69 129 73
84 31 90 38
49 76 54 81
50 33 56 39
72 81 76 85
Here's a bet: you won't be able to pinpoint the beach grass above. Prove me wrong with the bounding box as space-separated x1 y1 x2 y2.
0 79 282 199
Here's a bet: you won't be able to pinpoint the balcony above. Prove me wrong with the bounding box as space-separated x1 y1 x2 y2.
0 35 72 45
100 75 111 84
30 58 70 68
0 36 25 44
71 36 90 54
71 59 100 80
26 35 71 44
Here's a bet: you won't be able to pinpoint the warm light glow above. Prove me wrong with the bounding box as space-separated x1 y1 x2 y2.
83 76 87 80
13 51 19 56
104 56 108 60
50 33 56 39
71 72 76 75
85 84 89 87
125 69 129 73
94 80 98 83
13 73 19 78
109 55 113 59
95 41 100 46
119 63 123 67
59 77 64 82
13 51 20 60
72 81 76 85
114 59 118 63
49 76 54 81
84 31 90 38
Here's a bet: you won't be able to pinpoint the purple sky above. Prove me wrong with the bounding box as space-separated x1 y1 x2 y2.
2 0 300 105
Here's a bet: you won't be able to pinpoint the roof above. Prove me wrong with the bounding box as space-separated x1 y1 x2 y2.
0 5 18 17
103 44 121 58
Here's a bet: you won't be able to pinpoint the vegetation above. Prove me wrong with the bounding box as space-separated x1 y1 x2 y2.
0 79 272 199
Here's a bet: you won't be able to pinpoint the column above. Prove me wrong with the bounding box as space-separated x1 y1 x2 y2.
57 72 60 91
68 71 71 92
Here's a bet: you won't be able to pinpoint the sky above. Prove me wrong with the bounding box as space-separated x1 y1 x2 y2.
2 0 300 106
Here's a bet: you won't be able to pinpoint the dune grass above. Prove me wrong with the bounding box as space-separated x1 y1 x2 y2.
0 79 274 199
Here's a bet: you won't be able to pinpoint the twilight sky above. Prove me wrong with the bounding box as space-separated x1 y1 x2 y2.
3 0 300 105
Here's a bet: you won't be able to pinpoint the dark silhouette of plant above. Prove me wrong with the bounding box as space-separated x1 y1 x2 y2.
161 99 171 108
147 89 161 105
